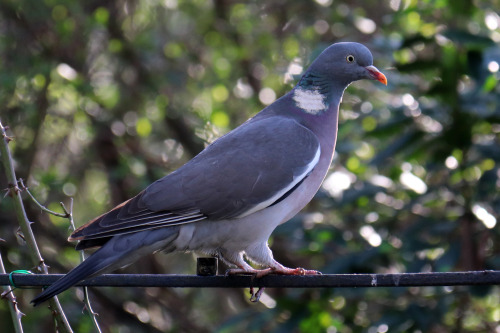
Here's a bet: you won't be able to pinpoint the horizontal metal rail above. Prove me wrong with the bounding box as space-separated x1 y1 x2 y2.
1 271 500 288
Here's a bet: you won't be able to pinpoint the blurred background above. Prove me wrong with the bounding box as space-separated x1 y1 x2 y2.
1 0 500 332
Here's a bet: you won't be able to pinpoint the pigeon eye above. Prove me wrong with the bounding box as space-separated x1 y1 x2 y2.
346 55 355 63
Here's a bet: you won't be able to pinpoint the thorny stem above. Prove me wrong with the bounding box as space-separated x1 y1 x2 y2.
0 121 73 333
0 252 24 333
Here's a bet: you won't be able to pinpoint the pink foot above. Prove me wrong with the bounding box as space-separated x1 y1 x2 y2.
225 267 273 278
225 266 321 278
271 266 322 276
225 265 321 303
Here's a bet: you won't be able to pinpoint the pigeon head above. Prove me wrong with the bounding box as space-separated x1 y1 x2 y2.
292 42 386 116
305 42 387 87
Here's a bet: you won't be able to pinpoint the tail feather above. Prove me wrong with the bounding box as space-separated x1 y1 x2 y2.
32 227 179 306
31 250 113 306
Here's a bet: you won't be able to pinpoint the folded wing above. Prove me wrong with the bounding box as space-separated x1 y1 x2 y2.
71 116 320 247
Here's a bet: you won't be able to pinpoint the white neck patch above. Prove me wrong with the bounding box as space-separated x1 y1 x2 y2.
292 87 327 115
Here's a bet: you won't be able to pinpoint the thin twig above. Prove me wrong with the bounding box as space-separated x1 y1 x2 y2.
18 179 69 218
19 180 100 323
0 252 24 333
0 121 73 333
61 199 102 333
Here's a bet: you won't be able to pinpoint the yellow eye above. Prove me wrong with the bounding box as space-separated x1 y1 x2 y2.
346 55 355 63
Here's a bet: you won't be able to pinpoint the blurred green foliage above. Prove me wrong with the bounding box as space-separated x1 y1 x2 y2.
1 0 500 332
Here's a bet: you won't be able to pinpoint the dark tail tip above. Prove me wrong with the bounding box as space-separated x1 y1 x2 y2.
31 286 60 306
31 283 70 306
31 294 49 307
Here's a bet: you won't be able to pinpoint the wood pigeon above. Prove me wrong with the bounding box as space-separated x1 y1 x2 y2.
32 42 387 306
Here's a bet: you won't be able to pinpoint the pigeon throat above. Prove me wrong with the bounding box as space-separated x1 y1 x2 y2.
292 86 329 115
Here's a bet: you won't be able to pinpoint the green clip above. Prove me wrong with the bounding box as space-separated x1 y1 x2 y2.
9 270 33 289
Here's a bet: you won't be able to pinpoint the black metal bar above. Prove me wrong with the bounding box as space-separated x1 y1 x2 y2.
1 271 500 288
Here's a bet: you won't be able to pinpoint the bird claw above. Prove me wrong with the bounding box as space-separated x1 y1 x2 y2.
249 286 265 303
300 269 322 275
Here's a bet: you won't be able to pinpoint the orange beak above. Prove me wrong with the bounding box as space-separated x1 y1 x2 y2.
365 65 387 85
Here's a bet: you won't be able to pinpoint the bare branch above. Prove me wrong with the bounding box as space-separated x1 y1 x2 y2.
0 121 73 333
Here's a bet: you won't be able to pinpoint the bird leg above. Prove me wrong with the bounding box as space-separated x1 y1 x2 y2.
223 254 274 278
226 243 322 277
